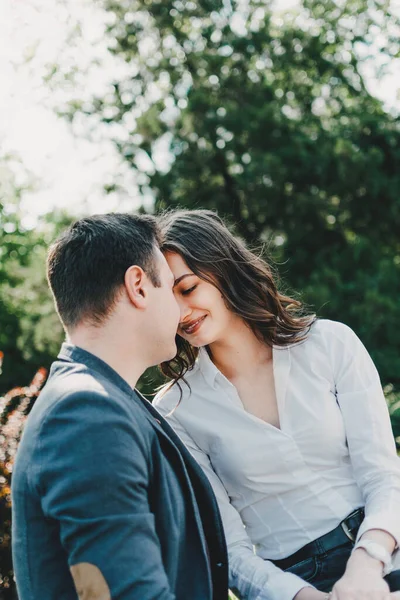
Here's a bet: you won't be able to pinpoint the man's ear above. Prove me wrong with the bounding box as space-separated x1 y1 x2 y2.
124 265 148 309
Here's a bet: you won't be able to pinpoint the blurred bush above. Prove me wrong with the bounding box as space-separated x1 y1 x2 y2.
0 368 47 599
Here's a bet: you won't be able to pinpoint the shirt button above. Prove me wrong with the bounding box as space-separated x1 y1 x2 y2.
216 562 224 568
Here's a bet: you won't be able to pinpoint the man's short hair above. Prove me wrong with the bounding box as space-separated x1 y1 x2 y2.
47 213 161 329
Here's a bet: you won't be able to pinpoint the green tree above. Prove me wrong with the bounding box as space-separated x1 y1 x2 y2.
71 0 400 409
0 158 68 394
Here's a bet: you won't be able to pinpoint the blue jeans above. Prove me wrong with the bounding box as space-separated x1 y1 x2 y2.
286 540 400 593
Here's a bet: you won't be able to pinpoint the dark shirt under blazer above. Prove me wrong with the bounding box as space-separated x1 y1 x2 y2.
11 344 228 600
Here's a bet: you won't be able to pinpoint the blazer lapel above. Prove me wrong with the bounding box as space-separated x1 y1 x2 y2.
132 390 227 556
131 389 215 496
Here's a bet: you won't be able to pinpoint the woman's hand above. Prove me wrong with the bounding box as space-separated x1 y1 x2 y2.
330 548 390 599
294 586 400 600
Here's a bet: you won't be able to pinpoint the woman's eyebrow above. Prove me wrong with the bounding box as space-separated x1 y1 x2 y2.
173 273 196 288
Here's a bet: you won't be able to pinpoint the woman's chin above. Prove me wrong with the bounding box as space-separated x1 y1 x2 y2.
184 338 203 348
182 333 210 348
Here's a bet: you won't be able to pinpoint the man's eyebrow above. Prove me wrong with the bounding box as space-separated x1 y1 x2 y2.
173 273 196 287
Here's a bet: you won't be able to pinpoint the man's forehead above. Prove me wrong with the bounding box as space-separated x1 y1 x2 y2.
154 246 168 267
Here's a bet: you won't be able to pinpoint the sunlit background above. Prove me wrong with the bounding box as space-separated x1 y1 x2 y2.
1 0 399 226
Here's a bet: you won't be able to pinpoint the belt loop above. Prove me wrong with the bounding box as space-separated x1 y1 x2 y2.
314 538 326 556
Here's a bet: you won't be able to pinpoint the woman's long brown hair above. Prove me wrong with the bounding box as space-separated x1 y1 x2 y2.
158 209 316 395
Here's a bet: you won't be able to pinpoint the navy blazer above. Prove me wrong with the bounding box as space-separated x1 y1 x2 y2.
11 344 228 600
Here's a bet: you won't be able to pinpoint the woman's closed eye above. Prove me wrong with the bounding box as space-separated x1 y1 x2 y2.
181 285 197 296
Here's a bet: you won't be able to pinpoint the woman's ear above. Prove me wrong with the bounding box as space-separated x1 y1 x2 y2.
124 265 148 309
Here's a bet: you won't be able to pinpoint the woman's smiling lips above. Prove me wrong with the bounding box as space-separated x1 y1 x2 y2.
180 315 207 335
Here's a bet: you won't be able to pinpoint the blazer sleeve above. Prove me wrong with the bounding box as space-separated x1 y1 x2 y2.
324 321 400 547
36 390 175 600
154 397 313 600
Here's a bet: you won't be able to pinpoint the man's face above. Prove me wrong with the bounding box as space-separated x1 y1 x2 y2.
146 248 180 365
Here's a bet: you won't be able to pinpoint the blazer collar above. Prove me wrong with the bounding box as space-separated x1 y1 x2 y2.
57 343 168 434
57 344 206 452
58 343 134 395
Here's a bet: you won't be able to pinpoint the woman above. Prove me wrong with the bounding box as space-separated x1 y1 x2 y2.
153 209 400 600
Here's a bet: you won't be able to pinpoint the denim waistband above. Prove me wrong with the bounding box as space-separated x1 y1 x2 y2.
271 508 365 571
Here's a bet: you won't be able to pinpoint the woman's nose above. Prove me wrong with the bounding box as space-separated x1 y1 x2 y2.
178 299 192 322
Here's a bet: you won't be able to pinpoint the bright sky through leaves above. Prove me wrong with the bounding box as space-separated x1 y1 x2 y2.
1 0 399 226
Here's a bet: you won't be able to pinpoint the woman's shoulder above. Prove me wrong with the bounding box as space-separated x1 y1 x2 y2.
153 381 183 417
310 318 355 339
153 365 202 418
306 318 361 354
153 347 221 417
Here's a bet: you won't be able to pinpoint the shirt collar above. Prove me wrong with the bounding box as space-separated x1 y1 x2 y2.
196 344 291 391
196 346 223 389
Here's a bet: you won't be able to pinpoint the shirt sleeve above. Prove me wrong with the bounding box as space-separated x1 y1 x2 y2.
37 390 175 600
325 321 400 547
154 395 313 600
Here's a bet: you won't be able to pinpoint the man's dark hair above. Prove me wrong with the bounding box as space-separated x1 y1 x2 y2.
47 213 162 329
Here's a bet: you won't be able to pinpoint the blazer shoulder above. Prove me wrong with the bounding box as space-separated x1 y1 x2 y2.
32 366 139 434
37 370 108 410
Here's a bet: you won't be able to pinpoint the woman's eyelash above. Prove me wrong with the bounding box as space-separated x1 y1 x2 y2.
181 285 197 296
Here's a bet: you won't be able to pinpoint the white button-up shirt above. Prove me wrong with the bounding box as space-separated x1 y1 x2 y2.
154 320 400 600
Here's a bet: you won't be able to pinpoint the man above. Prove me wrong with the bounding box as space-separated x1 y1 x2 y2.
11 213 228 600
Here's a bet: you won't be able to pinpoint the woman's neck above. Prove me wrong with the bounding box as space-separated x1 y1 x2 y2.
207 319 272 381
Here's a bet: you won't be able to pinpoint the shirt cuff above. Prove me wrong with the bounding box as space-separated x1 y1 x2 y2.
356 513 400 549
260 570 314 600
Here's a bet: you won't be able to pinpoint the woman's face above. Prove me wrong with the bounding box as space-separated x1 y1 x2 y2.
165 251 236 347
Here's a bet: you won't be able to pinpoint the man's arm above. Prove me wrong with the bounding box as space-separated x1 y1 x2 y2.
37 390 175 600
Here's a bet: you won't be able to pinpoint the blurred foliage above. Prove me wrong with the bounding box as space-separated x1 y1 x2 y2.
0 155 164 398
0 157 70 394
387 383 400 448
66 0 400 398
